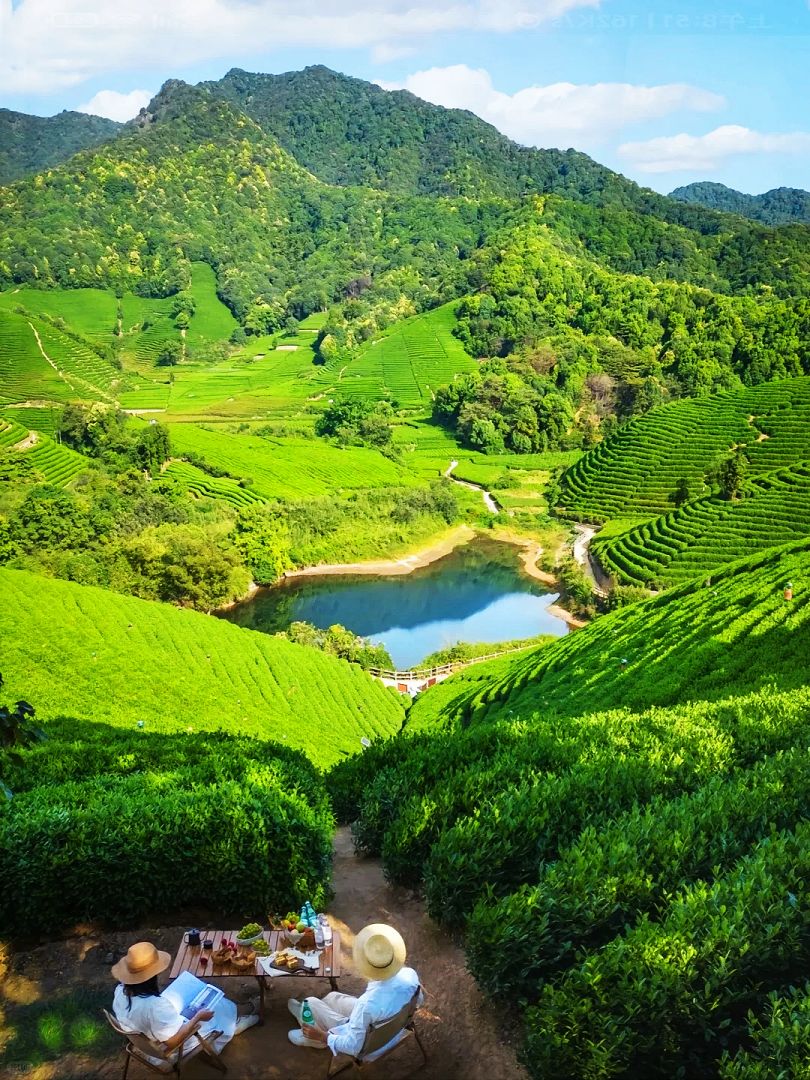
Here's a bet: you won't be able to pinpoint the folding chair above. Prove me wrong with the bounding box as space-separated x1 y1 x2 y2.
103 1008 227 1078
326 987 427 1078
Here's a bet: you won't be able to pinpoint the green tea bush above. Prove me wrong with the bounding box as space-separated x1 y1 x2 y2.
467 746 810 1003
0 762 334 935
719 985 810 1079
4 717 328 812
524 821 810 1079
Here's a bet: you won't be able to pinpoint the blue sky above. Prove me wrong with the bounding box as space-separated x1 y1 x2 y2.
1 0 808 193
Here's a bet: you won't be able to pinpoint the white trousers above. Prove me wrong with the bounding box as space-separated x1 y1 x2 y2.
297 991 358 1031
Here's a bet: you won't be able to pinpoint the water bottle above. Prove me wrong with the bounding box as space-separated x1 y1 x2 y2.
321 915 333 948
301 999 315 1027
314 917 325 949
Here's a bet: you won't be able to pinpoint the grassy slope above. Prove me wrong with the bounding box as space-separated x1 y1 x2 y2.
185 261 238 350
167 424 419 499
0 568 404 769
407 537 810 732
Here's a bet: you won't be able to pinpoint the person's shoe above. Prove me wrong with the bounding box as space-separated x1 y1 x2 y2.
234 1013 260 1035
288 1028 327 1049
287 998 303 1022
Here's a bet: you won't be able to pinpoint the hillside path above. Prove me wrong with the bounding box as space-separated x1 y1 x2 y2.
3 831 526 1079
573 523 610 596
445 460 499 514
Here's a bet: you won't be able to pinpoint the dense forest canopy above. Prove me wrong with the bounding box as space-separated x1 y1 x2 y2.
0 107 121 186
671 181 810 225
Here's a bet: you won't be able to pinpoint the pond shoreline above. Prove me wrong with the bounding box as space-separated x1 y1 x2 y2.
277 525 587 629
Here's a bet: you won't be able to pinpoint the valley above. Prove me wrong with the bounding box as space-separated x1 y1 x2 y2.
1 61 810 1080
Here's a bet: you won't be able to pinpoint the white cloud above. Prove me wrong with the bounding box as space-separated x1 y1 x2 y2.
381 65 724 149
619 125 810 174
0 0 600 95
78 88 154 122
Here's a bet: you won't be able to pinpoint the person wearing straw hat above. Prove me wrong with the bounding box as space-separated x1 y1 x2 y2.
111 941 258 1057
288 923 422 1055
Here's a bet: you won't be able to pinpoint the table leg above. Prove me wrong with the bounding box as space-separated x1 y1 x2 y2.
256 975 266 1016
329 976 339 993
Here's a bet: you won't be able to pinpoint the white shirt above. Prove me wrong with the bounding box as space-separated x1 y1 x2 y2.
113 984 183 1044
327 967 423 1058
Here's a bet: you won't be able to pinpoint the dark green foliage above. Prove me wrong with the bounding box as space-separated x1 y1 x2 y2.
0 721 334 934
523 821 810 1078
315 398 394 449
671 181 810 226
466 746 810 1004
283 622 393 671
719 985 810 1078
717 447 748 500
0 108 120 185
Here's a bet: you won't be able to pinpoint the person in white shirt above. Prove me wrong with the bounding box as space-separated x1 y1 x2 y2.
111 941 258 1060
288 923 423 1058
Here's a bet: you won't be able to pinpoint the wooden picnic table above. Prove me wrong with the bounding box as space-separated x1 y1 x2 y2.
169 929 342 1015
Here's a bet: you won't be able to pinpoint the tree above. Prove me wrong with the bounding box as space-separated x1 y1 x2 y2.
673 477 692 507
0 673 43 799
232 507 291 585
717 448 747 501
156 340 183 367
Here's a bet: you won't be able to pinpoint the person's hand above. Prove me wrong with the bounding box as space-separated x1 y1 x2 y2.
302 1023 327 1043
196 1008 215 1022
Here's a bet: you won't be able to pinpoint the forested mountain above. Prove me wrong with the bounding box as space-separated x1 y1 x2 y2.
0 107 120 185
206 66 724 229
0 79 512 322
670 180 810 225
2 68 809 433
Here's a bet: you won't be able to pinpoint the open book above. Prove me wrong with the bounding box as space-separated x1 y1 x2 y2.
163 970 225 1020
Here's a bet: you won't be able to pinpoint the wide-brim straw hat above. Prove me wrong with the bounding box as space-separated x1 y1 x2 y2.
111 942 171 985
353 923 406 982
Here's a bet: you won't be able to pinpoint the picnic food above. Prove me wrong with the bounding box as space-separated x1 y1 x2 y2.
231 949 257 971
251 939 270 956
298 928 317 952
236 922 262 940
212 945 233 965
271 950 304 972
296 921 308 933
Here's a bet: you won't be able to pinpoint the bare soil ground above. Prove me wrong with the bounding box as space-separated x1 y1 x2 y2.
0 830 526 1080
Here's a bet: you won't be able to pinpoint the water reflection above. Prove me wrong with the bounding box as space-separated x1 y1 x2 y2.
221 537 568 669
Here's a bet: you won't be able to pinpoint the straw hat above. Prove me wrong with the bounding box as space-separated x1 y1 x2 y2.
111 942 171 985
353 924 406 982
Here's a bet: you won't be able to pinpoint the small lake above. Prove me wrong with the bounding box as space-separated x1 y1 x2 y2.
221 537 569 669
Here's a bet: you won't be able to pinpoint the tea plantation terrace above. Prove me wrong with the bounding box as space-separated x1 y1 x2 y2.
0 568 405 770
560 376 810 521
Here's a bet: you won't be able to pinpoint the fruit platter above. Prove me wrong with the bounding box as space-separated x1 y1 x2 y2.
269 911 318 950
235 922 264 946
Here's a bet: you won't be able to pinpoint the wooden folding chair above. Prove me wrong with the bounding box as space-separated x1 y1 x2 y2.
103 1008 227 1078
326 987 427 1078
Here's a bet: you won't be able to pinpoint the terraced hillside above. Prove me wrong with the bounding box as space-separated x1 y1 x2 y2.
560 378 810 521
340 302 477 404
0 310 74 405
0 417 89 485
0 568 404 769
596 460 810 586
406 537 810 730
168 424 419 499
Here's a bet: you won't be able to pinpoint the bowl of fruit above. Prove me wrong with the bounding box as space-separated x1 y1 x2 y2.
235 922 264 947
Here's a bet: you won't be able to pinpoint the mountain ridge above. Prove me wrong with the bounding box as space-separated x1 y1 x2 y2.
670 180 810 225
0 107 121 185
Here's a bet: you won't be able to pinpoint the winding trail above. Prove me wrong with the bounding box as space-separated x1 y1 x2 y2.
573 524 610 597
444 460 499 514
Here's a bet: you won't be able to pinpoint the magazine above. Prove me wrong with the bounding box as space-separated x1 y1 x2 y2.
163 970 225 1020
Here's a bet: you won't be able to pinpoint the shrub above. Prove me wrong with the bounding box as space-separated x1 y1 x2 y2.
0 762 334 935
523 822 810 1079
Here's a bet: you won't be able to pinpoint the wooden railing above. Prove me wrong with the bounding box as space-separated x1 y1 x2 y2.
368 642 537 682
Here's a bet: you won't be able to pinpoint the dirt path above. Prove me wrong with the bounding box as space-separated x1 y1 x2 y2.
444 460 499 514
0 831 526 1080
11 430 39 451
572 524 610 597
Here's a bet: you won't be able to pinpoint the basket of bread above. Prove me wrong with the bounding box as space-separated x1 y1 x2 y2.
230 948 257 972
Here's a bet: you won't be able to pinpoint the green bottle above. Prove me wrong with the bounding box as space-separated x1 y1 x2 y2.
301 1000 314 1027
